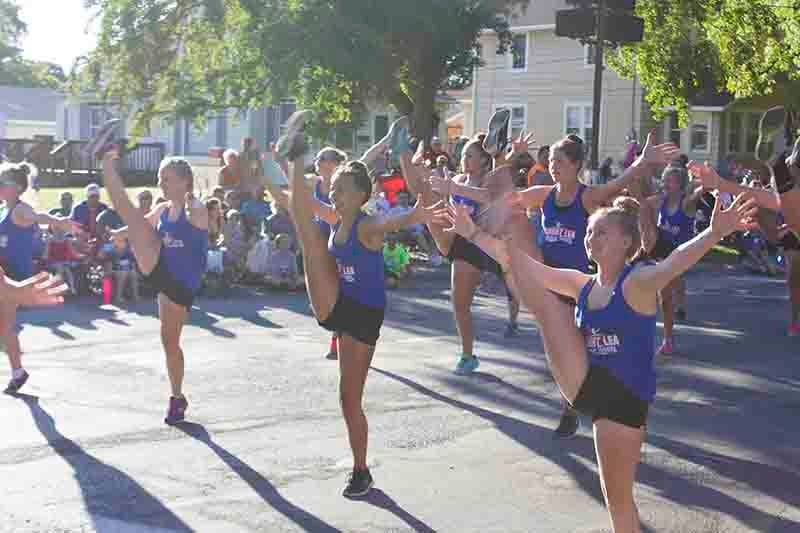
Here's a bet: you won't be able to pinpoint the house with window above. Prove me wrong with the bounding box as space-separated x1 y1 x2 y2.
471 0 779 170
0 86 60 139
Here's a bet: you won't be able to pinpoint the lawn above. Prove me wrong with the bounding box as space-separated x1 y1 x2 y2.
28 186 159 211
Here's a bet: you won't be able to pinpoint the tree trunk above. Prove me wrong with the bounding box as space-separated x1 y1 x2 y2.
410 83 437 144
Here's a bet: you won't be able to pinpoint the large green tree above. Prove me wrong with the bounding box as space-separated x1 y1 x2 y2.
82 0 526 141
610 0 800 129
0 0 66 88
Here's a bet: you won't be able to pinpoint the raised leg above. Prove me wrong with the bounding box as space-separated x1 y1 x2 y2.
287 155 340 322
102 155 162 275
337 334 375 470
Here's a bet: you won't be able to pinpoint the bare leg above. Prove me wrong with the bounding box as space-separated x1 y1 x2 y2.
102 157 162 275
159 294 187 398
594 419 646 533
130 272 140 301
660 280 675 341
507 243 588 402
0 303 21 371
779 188 800 234
451 260 482 357
287 156 340 321
338 334 375 470
113 272 124 303
674 276 687 311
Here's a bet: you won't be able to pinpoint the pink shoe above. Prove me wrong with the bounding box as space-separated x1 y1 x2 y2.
788 322 800 337
658 338 674 355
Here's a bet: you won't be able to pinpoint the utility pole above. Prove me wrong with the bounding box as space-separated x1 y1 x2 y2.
590 0 605 170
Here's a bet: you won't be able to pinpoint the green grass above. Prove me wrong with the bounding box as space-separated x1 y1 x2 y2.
28 186 158 211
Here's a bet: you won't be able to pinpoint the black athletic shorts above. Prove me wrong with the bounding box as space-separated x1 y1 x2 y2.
448 235 503 276
651 234 678 261
318 293 385 346
572 365 650 430
142 248 196 310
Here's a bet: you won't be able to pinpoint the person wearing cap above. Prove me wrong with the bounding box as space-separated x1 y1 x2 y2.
71 183 109 239
49 191 74 218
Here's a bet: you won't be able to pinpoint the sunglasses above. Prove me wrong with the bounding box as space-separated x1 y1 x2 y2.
0 180 18 188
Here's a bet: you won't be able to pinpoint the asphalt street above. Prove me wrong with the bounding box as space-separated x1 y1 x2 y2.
1 265 798 532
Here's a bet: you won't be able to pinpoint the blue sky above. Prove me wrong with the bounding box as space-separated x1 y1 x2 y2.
16 0 98 71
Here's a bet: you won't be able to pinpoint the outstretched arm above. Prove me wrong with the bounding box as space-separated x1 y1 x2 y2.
442 204 590 299
689 161 780 211
629 193 758 293
361 195 448 239
12 204 81 234
583 131 679 213
0 269 67 306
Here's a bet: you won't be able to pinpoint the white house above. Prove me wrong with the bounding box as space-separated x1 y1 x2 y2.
0 86 60 139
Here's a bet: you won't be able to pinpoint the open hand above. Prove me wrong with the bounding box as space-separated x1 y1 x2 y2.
1 268 67 307
634 130 680 168
411 196 449 226
710 193 759 239
511 131 536 156
443 203 478 238
688 160 722 192
428 173 453 196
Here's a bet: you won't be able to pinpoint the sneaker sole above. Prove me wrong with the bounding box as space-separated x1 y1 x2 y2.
755 106 787 160
484 109 511 155
277 110 311 160
83 119 123 159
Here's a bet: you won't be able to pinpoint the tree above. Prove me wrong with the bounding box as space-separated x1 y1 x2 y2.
609 0 800 131
0 0 67 88
81 0 527 142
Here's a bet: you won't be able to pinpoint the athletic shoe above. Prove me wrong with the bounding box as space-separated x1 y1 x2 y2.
483 108 511 157
454 355 480 375
657 338 675 356
342 468 374 498
83 119 123 160
786 136 800 180
276 110 311 161
384 116 410 152
788 322 800 337
4 370 29 394
553 409 580 439
755 106 787 161
675 308 687 322
164 396 188 425
504 322 520 338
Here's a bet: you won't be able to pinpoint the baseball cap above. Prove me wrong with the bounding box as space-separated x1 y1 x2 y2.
86 183 101 197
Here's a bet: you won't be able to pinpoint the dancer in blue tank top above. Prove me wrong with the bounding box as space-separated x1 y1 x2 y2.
279 110 447 498
439 131 678 438
0 162 81 393
644 166 702 355
100 149 208 424
446 180 757 532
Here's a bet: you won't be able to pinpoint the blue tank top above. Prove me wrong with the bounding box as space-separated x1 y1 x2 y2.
328 212 386 309
451 194 480 219
657 194 694 246
157 207 208 292
574 263 658 401
538 185 590 272
0 205 35 279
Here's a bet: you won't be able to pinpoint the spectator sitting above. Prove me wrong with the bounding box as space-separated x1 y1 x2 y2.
108 232 139 304
240 184 273 235
388 191 442 265
49 191 74 218
223 209 250 270
218 148 242 190
45 226 86 295
206 197 224 249
418 137 455 170
265 200 296 247
265 233 303 290
384 233 411 289
96 208 126 278
224 190 241 216
71 183 108 240
137 190 153 214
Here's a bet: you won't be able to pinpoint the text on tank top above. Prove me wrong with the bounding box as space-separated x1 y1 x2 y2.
538 184 590 272
158 207 209 291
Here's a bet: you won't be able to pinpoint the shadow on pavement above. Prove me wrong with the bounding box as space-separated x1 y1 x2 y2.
174 421 340 533
361 488 436 533
12 393 193 532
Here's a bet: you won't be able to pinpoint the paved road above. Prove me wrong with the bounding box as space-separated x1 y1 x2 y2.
1 266 799 532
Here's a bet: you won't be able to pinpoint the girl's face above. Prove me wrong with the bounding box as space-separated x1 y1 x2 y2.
663 172 683 195
330 172 366 213
462 143 487 176
0 178 20 202
585 214 630 266
158 168 190 200
549 149 579 184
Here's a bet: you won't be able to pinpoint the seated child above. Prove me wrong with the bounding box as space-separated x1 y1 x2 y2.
383 233 410 289
105 234 139 304
45 227 86 295
265 234 303 290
